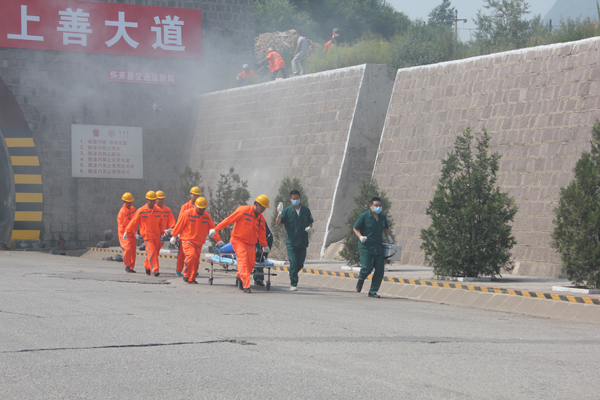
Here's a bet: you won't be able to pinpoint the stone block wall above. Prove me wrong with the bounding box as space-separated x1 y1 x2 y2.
186 64 393 258
0 0 254 247
373 37 600 278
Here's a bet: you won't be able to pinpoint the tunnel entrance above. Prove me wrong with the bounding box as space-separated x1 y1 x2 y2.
0 129 15 242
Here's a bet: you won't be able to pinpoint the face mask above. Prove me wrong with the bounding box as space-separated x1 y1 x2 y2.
292 199 301 206
373 206 382 214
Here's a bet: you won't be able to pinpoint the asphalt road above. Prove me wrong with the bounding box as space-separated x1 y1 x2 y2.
1 251 599 399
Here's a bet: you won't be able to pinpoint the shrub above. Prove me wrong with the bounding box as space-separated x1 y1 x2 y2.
170 166 203 220
340 178 395 267
208 168 251 243
420 127 518 278
551 121 600 289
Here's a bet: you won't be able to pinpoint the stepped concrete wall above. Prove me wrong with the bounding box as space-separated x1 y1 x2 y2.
373 37 600 278
187 64 393 258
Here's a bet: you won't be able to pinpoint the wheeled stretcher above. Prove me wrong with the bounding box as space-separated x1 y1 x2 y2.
206 243 276 290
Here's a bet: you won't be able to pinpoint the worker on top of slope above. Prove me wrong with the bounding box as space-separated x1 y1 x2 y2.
210 195 270 293
156 190 176 250
118 192 137 273
237 64 257 87
171 197 224 284
259 48 287 80
176 186 202 277
125 191 164 277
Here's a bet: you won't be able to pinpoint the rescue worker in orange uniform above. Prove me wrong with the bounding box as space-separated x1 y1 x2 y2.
259 48 287 80
171 197 224 284
210 195 270 293
156 190 176 250
125 191 164 277
176 186 202 276
237 64 257 87
118 192 137 273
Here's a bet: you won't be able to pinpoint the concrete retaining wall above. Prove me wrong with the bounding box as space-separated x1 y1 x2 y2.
373 37 600 278
187 64 393 258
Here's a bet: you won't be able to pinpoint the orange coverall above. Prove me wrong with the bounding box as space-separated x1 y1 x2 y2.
266 51 285 73
171 208 221 281
126 204 164 274
176 200 195 272
117 203 136 269
214 205 268 289
158 204 176 250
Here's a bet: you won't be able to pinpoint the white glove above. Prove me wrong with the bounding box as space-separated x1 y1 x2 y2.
263 246 270 252
277 202 283 214
360 236 367 243
123 232 127 240
209 229 216 237
170 236 177 245
387 235 393 244
216 240 225 247
165 228 173 236
305 226 311 232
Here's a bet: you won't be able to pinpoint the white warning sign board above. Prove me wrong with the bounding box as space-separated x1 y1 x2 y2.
71 124 143 179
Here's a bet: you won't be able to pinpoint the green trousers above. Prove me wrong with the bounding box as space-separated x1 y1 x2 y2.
358 252 385 295
287 245 307 287
253 267 264 281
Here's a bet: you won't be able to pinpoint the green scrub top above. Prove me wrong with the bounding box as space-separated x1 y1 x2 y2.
354 210 388 255
280 205 314 249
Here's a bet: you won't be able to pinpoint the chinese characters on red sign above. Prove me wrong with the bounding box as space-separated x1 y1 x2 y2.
1 0 201 59
71 124 143 179
107 69 176 84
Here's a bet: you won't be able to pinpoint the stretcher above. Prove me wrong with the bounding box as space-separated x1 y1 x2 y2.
206 243 276 290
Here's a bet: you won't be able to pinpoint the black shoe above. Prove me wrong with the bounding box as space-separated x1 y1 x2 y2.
356 280 364 293
236 277 242 290
254 280 265 287
243 288 251 293
125 266 136 273
183 277 189 282
368 293 380 298
145 269 151 276
154 272 160 277
189 280 198 284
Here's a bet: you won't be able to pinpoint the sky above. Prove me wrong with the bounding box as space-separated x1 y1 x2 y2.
386 0 556 41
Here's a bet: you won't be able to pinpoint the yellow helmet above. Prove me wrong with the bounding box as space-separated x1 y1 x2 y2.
255 194 270 208
121 192 134 202
190 186 201 196
145 191 158 200
156 190 165 199
195 197 208 209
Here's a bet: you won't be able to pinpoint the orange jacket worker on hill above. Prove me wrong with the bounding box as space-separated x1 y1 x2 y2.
210 195 270 293
156 190 176 250
175 186 202 276
259 48 287 80
125 191 164 277
237 64 257 87
171 197 224 284
118 192 137 273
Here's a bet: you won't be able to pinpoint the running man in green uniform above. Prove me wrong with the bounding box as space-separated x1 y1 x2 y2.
353 197 393 298
276 190 314 291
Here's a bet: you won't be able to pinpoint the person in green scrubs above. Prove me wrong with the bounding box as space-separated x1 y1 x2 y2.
276 190 314 291
353 197 393 298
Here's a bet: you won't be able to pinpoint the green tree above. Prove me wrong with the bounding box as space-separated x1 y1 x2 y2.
170 166 203 220
208 168 251 243
255 0 317 35
420 127 518 278
473 0 535 52
551 122 600 289
429 0 456 26
340 178 395 267
269 177 311 259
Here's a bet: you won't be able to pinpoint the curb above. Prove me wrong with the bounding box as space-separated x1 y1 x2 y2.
87 247 600 306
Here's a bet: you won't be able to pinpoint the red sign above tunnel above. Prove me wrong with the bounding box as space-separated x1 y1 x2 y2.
0 0 202 59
